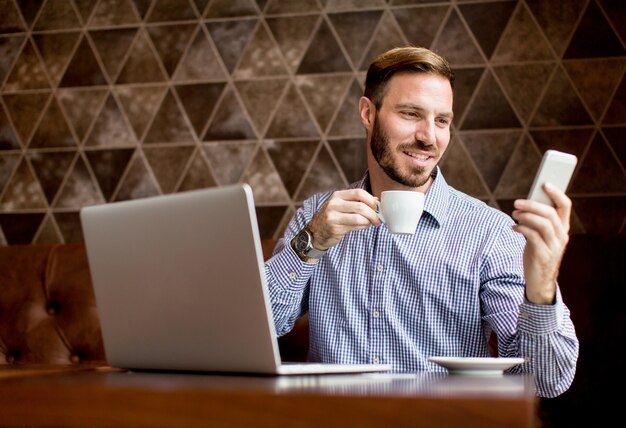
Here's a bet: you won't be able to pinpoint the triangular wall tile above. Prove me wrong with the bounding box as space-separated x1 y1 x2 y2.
241 148 290 204
58 88 108 143
439 137 490 198
564 59 626 122
265 139 319 197
54 155 105 208
32 32 81 86
525 0 586 57
203 141 257 185
491 3 554 63
177 149 217 192
599 0 626 43
4 39 50 91
328 138 368 184
570 132 626 194
233 23 288 78
29 97 77 148
143 145 194 193
265 0 320 14
295 144 346 201
296 74 351 133
89 28 139 81
493 63 556 125
34 214 63 244
235 78 288 135
0 153 20 194
602 75 626 125
176 82 226 138
461 70 521 130
147 24 196 77
530 129 593 160
265 84 319 139
88 0 140 27
28 150 77 204
329 10 383 66
193 0 210 15
325 0 385 11
53 212 84 243
393 5 448 49
0 0 26 33
84 93 136 147
143 89 194 143
115 85 168 140
297 19 351 74
205 19 258 73
147 0 198 22
174 28 227 81
461 131 521 192
530 67 593 127
0 158 47 209
602 126 626 168
431 8 484 66
116 30 166 84
572 196 626 235
203 86 257 141
33 0 81 31
494 135 542 199
0 102 21 150
0 213 46 244
452 67 484 122
3 92 50 147
85 148 136 201
359 11 407 70
74 0 99 24
204 0 259 18
14 1 42 29
266 15 320 72
328 79 363 137
0 35 25 85
458 1 516 59
563 0 626 59
131 0 152 18
255 205 288 239
113 153 160 201
59 36 108 87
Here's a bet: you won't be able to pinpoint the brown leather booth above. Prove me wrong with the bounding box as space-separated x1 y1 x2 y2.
1 236 624 427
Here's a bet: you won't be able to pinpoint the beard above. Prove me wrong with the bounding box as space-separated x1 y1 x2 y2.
370 115 437 188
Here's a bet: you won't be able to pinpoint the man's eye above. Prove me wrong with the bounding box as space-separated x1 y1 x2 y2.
402 111 418 118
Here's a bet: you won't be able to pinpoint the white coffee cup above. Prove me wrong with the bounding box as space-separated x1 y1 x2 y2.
375 191 425 234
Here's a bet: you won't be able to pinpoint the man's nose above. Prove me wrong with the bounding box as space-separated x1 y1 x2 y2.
414 119 436 146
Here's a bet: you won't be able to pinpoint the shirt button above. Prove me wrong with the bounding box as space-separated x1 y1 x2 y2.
376 264 384 272
372 310 380 318
520 311 529 319
288 272 297 280
373 357 380 364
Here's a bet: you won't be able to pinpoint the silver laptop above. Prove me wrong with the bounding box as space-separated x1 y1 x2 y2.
80 183 391 375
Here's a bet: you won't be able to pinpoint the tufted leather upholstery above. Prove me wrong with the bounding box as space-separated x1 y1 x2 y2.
0 244 105 365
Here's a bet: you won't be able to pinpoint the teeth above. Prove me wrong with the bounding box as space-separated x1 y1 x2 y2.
405 152 428 161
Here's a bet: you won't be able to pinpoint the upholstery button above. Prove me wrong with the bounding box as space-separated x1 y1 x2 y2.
70 354 80 363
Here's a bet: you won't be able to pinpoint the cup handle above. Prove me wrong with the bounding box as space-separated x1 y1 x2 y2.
375 200 385 223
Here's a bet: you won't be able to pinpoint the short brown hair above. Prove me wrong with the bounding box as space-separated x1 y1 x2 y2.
364 46 454 108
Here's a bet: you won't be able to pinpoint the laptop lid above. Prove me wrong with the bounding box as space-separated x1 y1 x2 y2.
81 183 391 375
81 184 283 374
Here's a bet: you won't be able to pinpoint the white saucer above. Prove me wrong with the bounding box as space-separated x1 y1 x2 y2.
428 357 526 376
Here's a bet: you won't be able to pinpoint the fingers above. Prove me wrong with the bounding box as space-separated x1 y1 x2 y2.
308 189 382 249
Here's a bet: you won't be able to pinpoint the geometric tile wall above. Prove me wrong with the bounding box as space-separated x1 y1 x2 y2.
0 0 624 245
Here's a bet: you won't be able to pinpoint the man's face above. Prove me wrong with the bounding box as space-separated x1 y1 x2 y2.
367 72 453 190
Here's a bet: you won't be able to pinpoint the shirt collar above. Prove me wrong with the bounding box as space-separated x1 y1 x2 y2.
353 166 449 227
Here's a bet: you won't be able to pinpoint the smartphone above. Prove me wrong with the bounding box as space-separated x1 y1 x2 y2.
527 150 577 206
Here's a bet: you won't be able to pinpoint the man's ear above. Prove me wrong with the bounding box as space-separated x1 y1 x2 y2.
359 96 375 129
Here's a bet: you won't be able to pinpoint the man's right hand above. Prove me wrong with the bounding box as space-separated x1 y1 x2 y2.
307 189 381 250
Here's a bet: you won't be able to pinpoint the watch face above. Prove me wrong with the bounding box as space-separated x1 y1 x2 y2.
295 230 310 252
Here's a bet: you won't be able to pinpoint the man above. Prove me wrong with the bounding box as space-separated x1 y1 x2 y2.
264 46 578 398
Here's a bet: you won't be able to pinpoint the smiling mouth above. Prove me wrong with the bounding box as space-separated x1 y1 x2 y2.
403 151 431 161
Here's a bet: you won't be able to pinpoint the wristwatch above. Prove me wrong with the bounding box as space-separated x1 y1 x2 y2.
291 225 327 263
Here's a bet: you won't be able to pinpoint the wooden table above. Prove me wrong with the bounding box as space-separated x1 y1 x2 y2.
0 366 538 427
